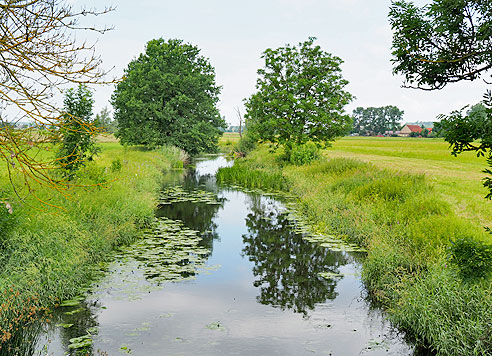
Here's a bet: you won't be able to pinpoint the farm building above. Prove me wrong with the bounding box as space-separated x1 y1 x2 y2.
399 124 433 137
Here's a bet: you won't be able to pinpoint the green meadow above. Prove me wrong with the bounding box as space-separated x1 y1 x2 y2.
217 135 492 355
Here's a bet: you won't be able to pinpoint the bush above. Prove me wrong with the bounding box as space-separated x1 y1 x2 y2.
448 237 492 280
289 142 321 166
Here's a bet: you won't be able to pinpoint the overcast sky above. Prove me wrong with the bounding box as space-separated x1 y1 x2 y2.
74 0 488 126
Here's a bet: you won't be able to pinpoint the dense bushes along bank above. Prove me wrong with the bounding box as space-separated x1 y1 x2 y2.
0 143 186 352
216 146 492 356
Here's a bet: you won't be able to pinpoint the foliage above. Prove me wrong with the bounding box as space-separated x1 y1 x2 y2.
389 0 492 90
289 142 321 166
0 0 114 201
57 85 99 177
390 0 492 234
112 38 226 155
436 91 492 200
244 37 353 152
449 236 492 280
351 106 404 135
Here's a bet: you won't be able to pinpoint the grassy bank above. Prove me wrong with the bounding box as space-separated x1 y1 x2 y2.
0 142 184 352
217 144 492 355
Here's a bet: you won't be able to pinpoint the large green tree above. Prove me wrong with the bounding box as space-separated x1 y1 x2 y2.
390 0 492 221
351 106 404 135
244 37 353 151
112 38 225 155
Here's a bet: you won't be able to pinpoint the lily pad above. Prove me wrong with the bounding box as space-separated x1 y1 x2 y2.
68 334 92 349
205 321 226 331
56 323 74 329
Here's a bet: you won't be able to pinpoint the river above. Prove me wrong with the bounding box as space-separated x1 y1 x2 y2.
33 155 417 355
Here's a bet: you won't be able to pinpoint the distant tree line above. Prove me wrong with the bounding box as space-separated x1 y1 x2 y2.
351 106 404 135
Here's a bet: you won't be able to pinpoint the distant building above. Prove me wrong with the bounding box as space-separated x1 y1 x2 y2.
399 124 432 137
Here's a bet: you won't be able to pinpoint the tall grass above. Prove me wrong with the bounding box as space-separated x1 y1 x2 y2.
223 144 492 355
0 143 184 353
216 161 289 191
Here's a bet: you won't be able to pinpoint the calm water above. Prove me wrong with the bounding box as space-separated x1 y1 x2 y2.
34 156 416 356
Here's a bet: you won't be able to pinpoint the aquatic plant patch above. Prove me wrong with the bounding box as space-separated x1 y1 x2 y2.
159 186 223 205
115 217 211 284
67 327 98 350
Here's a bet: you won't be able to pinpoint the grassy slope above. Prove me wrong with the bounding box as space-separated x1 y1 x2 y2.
217 138 492 355
0 142 181 350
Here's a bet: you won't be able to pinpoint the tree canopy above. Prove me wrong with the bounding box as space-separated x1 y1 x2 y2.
112 38 226 156
244 37 353 150
389 0 492 90
351 106 404 135
390 0 492 204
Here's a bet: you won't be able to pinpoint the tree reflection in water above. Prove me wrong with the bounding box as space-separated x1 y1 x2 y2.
242 195 349 315
156 168 224 257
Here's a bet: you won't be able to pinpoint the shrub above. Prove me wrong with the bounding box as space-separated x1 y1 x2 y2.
289 142 321 166
448 237 492 280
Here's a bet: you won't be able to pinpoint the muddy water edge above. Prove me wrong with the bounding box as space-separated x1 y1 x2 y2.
31 155 424 356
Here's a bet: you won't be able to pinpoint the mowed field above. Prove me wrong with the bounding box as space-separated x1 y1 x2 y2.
326 137 491 228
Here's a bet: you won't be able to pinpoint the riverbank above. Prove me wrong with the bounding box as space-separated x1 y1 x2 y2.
0 142 185 353
216 144 492 356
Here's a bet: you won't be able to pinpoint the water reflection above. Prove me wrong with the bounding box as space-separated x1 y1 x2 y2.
242 195 349 315
156 163 225 256
156 203 220 256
